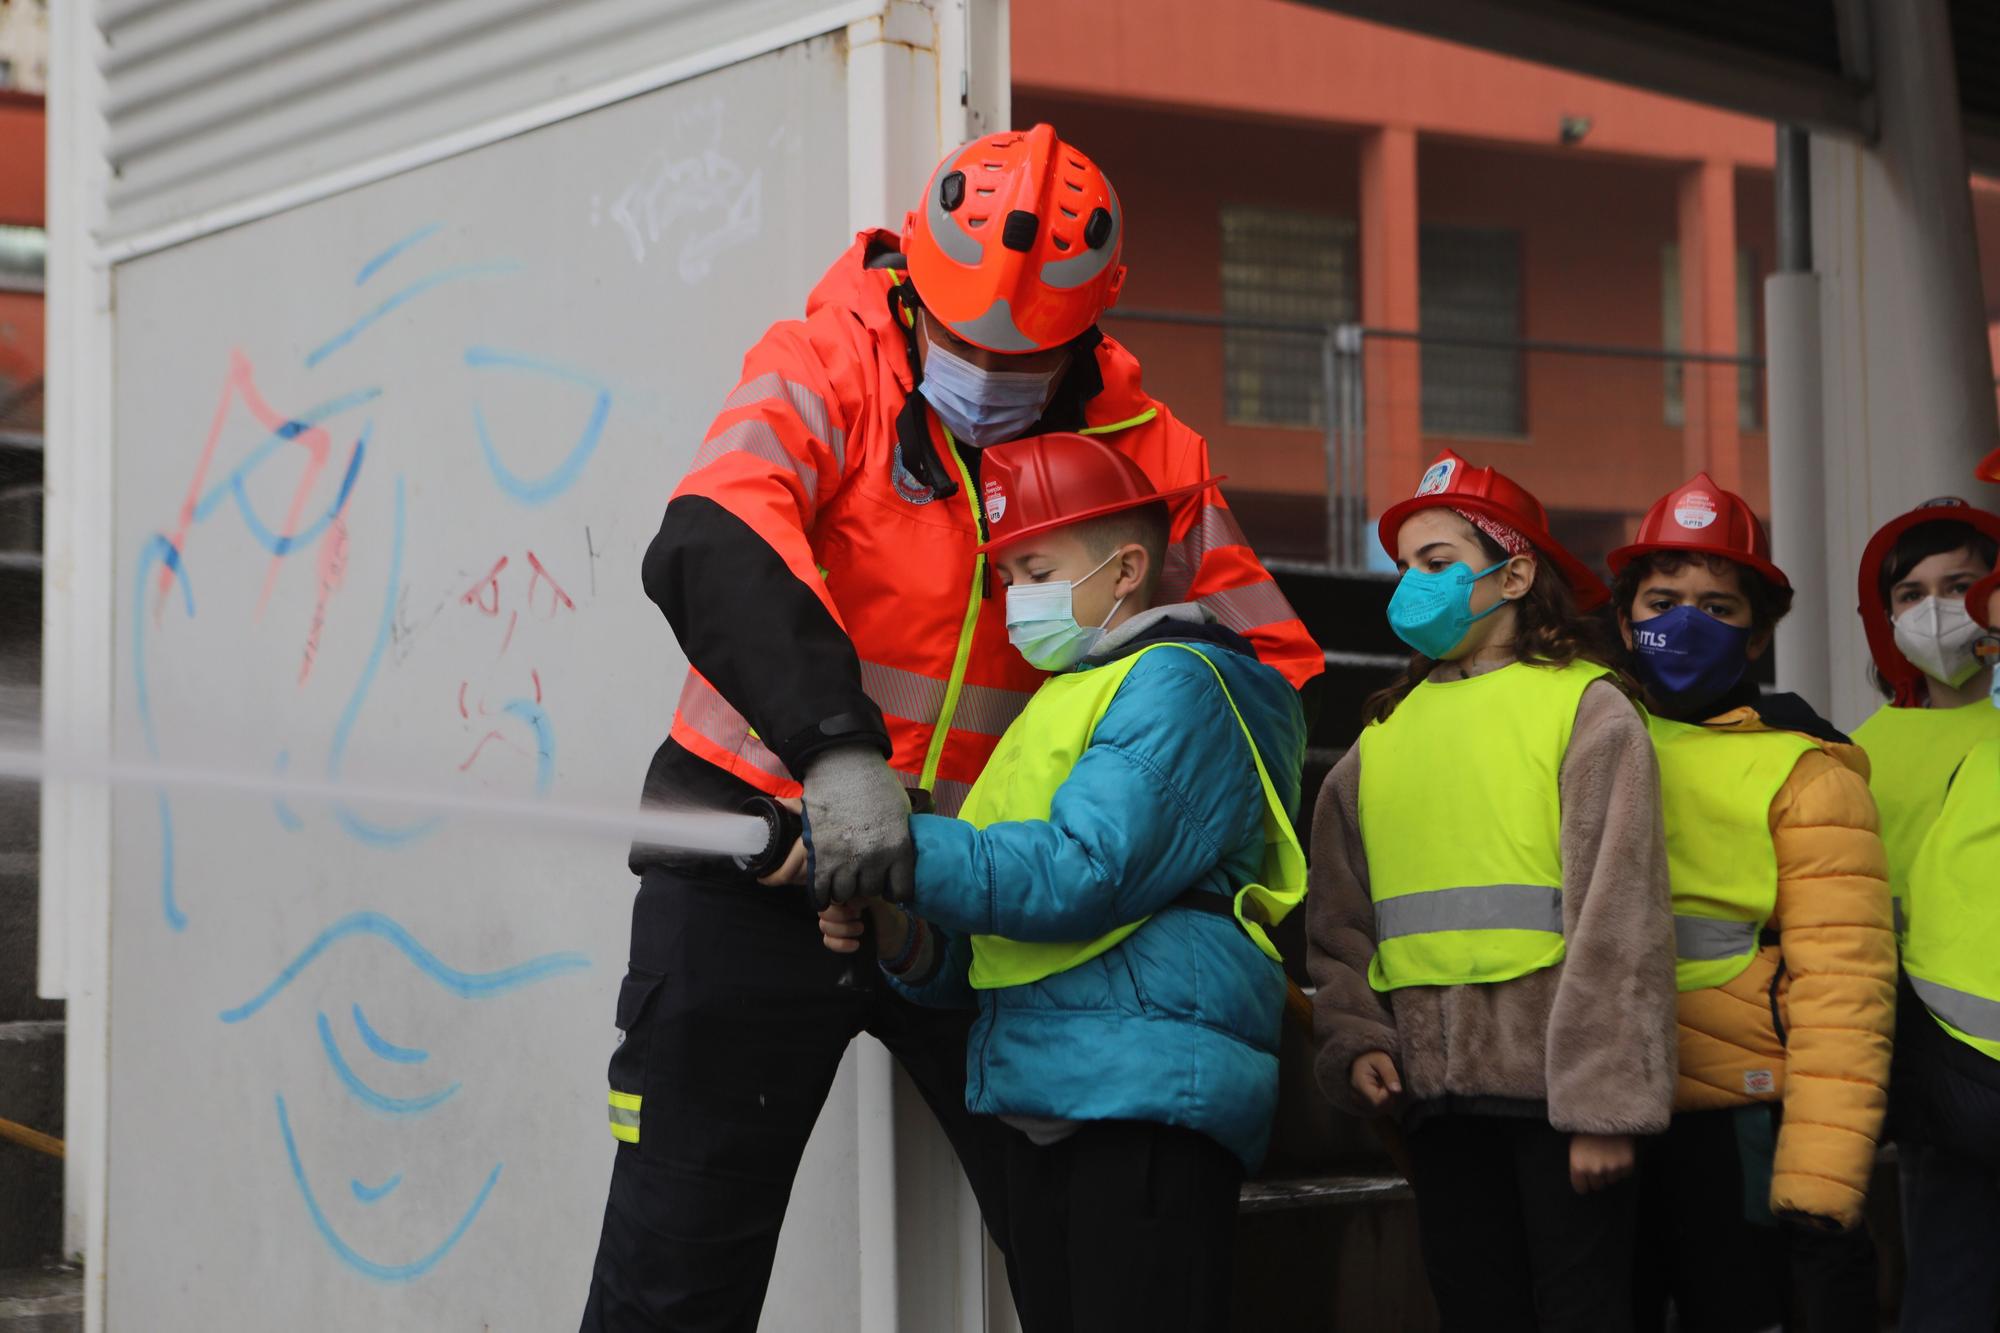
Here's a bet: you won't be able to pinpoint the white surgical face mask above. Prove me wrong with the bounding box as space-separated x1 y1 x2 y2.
918 331 1062 447
1004 550 1125 671
1893 595 1985 689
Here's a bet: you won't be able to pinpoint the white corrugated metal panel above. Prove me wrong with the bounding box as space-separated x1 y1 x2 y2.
97 0 877 241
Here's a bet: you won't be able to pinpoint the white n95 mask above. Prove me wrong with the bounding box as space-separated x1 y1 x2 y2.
1894 595 1985 688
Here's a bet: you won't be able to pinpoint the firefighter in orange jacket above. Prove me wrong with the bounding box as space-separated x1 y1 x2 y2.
580 125 1323 1332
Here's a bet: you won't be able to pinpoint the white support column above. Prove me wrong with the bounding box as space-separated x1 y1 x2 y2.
1810 0 1997 729
42 0 114 1322
844 4 1010 1328
1767 270 1830 709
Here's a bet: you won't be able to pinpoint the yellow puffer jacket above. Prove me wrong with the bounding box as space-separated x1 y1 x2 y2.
1672 706 1896 1230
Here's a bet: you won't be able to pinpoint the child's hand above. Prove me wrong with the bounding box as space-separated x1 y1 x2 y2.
1349 1051 1403 1112
756 798 807 887
818 900 868 953
1568 1133 1635 1194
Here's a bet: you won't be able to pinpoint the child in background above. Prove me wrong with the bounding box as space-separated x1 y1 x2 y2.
1609 475 1894 1333
1852 496 2000 922
1307 449 1676 1333
1850 494 2000 1291
1889 454 2000 1333
819 431 1309 1333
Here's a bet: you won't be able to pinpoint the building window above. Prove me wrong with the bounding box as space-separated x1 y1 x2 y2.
0 225 44 292
1419 225 1524 436
1220 205 1357 428
1661 243 1761 429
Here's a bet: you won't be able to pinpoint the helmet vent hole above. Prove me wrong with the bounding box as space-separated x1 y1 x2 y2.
982 161 1004 171
1052 235 1072 252
976 186 996 197
1060 206 1079 220
968 216 988 228
1065 180 1084 193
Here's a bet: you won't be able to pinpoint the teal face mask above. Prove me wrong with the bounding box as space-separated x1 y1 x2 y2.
1386 560 1509 660
1004 549 1124 671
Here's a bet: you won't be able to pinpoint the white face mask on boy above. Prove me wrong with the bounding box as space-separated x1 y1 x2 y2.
1893 595 1985 688
1004 549 1125 671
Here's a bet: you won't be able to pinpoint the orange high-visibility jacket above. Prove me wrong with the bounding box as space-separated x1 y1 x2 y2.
641 231 1322 819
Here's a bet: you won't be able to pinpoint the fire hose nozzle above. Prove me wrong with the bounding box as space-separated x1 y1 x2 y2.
734 796 804 880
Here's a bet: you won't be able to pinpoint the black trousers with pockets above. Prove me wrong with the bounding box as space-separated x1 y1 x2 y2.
580 865 1014 1333
1000 1119 1245 1333
1406 1113 1641 1333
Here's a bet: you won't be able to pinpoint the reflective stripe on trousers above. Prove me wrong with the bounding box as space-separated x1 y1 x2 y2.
1674 915 1760 963
609 1090 642 1144
1910 973 2000 1044
1374 883 1564 940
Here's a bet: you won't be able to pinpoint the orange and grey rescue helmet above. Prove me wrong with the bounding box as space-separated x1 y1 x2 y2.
1607 473 1789 589
977 432 1218 555
1378 448 1611 609
902 125 1127 354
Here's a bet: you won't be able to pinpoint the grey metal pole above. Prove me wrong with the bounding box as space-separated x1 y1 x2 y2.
1767 125 1832 710
1322 329 1343 569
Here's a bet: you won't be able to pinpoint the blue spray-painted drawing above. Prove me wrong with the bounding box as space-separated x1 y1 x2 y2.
132 222 618 1283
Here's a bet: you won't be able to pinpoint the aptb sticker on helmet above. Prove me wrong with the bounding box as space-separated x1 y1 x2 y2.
1416 458 1456 496
984 479 1008 525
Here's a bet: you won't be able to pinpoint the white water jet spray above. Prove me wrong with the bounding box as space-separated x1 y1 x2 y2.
0 743 771 858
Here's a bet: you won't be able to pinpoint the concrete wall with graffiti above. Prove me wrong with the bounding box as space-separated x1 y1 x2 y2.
106 37 854 1330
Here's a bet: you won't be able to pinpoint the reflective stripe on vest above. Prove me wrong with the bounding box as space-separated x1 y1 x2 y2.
964 642 1307 990
1903 738 2000 1062
1647 713 1812 992
1853 701 2000 936
1357 660 1610 992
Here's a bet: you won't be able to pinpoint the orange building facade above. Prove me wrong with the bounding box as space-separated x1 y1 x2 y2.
0 89 43 399
1013 0 2000 565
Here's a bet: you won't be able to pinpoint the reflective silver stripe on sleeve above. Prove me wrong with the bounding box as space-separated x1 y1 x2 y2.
690 418 819 497
608 1104 641 1131
1199 578 1299 634
928 777 974 818
1674 916 1761 962
858 661 1033 737
720 372 847 471
1161 503 1250 601
1910 973 2000 1044
674 673 791 782
858 660 947 726
1374 884 1565 941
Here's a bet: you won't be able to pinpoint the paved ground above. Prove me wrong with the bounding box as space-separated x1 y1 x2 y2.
0 1266 80 1333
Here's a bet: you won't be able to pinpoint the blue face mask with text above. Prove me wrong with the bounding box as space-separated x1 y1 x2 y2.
1386 560 1508 660
1629 603 1752 711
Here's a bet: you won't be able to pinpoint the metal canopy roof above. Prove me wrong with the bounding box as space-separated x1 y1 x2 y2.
1292 0 2000 172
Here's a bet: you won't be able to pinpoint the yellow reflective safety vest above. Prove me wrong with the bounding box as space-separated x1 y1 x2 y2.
1854 701 2000 935
963 642 1308 991
1358 659 1610 992
1903 738 2000 1062
1647 713 1814 992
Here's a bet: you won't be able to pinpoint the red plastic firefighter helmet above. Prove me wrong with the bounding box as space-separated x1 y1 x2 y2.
902 125 1127 354
1968 570 2000 631
1378 449 1611 609
1606 473 1789 589
1856 497 2000 705
977 432 1220 555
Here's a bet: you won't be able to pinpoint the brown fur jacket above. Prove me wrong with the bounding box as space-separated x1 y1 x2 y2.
1306 671 1678 1136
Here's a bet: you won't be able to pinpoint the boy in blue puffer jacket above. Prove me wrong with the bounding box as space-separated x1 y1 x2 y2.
815 431 1311 1333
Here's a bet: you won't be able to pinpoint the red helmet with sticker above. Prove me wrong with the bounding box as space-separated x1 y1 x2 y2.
902 125 1127 354
1378 449 1610 609
1607 473 1788 589
977 432 1219 555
